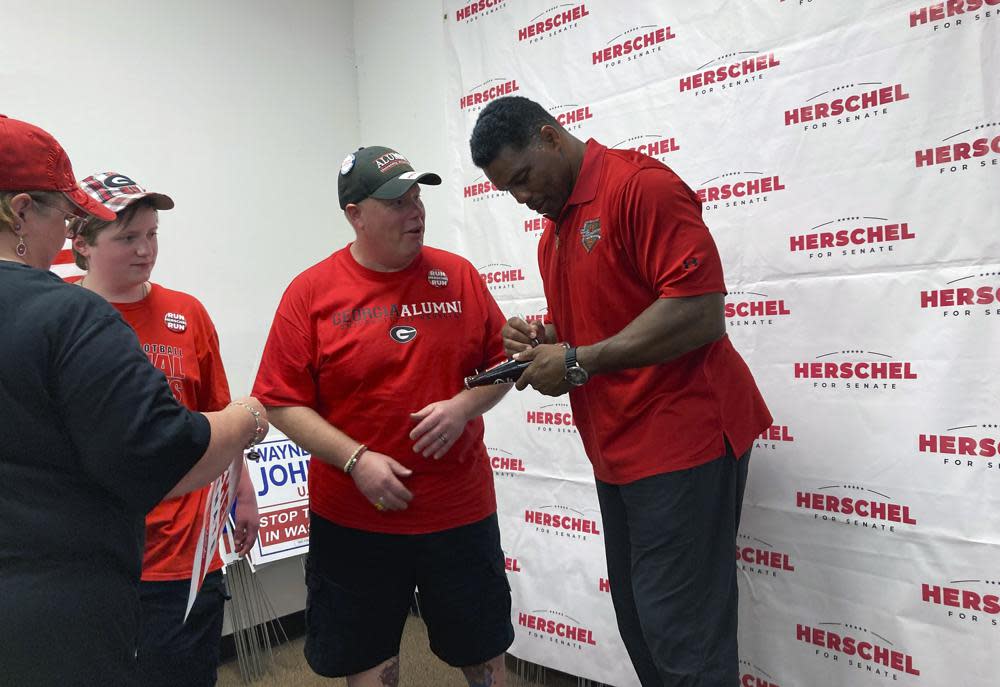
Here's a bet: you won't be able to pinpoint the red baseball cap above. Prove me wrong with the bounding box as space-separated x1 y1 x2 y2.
0 115 116 221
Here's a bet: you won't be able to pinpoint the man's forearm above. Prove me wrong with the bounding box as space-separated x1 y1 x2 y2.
577 293 725 376
452 384 511 420
266 405 359 471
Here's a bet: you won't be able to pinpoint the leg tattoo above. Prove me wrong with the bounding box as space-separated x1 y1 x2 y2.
461 662 495 687
378 656 400 687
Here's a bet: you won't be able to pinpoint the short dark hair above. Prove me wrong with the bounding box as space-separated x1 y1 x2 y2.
470 96 559 168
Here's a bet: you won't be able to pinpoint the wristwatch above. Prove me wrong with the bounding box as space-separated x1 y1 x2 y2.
564 346 590 386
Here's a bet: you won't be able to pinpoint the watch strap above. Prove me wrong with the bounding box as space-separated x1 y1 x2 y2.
565 346 579 369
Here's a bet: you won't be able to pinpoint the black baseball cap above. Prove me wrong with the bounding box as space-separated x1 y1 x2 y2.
338 146 442 209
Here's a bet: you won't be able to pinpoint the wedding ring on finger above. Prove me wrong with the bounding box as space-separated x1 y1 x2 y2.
374 497 386 511
438 433 448 443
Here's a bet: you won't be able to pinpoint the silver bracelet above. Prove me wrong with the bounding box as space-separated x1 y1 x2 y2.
229 401 264 461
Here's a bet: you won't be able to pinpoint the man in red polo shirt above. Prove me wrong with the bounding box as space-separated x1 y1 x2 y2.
471 97 771 687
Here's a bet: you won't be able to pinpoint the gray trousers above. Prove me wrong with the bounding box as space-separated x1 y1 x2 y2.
595 444 750 687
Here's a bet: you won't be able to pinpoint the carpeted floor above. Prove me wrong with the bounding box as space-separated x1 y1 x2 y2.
217 614 579 687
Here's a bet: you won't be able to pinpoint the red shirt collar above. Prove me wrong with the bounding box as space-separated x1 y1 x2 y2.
558 138 605 221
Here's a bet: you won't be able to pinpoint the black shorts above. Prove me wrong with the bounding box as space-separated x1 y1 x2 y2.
304 512 514 677
137 569 227 687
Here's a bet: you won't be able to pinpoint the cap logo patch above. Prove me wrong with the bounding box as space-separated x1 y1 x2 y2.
580 218 601 253
389 325 417 343
340 154 356 176
428 269 448 287
105 174 138 188
374 152 409 174
164 312 187 333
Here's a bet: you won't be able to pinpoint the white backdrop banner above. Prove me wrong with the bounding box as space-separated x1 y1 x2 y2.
442 1 999 685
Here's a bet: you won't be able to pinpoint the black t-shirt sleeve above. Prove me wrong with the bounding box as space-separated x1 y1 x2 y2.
51 313 210 514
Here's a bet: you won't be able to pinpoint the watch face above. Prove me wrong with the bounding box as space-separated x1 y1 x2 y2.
566 365 589 386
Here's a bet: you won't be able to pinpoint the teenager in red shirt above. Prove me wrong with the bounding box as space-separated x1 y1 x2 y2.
472 97 772 687
73 172 260 687
253 146 514 687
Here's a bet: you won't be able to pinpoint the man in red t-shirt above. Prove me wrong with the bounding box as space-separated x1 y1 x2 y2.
253 146 514 687
471 97 772 687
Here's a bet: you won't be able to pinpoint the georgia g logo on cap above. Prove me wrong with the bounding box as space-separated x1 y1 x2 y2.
105 174 138 188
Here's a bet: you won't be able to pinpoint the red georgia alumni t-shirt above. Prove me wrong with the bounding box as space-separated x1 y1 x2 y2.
253 245 508 534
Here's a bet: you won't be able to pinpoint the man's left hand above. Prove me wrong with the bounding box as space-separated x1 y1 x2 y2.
513 344 571 396
410 399 470 459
